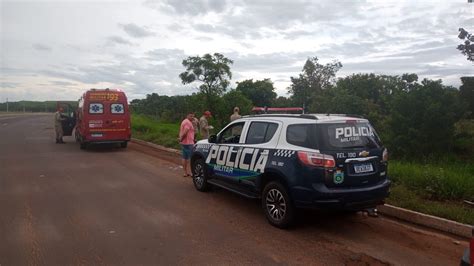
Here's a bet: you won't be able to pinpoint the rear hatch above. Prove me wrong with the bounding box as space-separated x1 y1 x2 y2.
315 121 387 188
87 101 130 140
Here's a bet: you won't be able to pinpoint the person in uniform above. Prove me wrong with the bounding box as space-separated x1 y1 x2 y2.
54 107 66 144
191 116 199 141
199 111 213 139
230 106 241 122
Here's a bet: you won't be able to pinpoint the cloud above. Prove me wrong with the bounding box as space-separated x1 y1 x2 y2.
107 35 133 46
2 0 473 101
35 48 190 98
119 23 155 38
50 80 77 86
0 82 19 88
32 43 52 51
147 0 229 16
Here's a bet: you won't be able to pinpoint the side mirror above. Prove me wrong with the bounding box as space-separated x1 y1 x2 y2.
208 135 217 143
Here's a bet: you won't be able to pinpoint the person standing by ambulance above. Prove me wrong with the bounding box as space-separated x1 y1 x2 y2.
179 112 195 177
54 107 66 144
199 111 213 139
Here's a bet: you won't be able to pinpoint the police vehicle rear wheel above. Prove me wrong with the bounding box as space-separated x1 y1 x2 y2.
262 182 294 228
192 158 209 192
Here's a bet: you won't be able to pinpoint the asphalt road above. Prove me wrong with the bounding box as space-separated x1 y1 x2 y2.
0 114 468 265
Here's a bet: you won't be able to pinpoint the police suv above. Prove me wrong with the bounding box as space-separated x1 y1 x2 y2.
191 114 390 228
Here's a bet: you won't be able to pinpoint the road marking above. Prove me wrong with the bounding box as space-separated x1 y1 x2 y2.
2 123 7 126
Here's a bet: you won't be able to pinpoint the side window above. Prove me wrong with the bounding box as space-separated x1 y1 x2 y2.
246 122 279 144
111 103 124 114
89 103 104 114
218 122 245 144
286 124 317 149
265 123 278 142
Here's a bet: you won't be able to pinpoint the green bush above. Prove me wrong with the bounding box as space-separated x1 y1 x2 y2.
131 114 180 150
390 159 474 201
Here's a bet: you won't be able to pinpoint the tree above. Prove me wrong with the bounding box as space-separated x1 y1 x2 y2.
388 79 465 156
179 53 233 112
457 28 474 62
272 96 293 108
215 90 253 127
235 79 277 107
459 76 474 118
288 57 342 111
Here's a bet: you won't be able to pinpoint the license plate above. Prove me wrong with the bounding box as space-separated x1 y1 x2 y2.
354 163 373 173
91 133 103 137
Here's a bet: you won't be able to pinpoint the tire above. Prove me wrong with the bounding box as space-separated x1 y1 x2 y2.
80 141 87 150
192 158 209 192
262 181 294 228
75 131 80 142
120 141 128 148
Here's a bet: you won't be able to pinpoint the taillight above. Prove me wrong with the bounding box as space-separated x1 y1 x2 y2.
297 151 335 168
382 148 388 162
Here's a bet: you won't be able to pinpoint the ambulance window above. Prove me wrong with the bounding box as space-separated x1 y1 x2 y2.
89 103 104 114
246 122 278 144
111 103 124 114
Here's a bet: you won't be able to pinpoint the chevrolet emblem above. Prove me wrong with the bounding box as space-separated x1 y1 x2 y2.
359 151 370 157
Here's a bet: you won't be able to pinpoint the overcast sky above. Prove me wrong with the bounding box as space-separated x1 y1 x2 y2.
1 0 473 102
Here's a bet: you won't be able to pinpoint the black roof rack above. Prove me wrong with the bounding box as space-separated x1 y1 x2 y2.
242 114 318 120
322 113 365 119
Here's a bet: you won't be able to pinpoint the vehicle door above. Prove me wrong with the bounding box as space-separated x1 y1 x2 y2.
238 121 281 192
57 102 76 136
209 121 247 185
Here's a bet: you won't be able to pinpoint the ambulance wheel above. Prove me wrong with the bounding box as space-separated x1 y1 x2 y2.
120 141 128 148
262 182 294 229
192 158 209 192
80 142 87 150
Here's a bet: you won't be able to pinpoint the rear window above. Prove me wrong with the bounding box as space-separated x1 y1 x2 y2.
111 103 124 114
286 122 382 150
320 123 381 149
89 103 104 114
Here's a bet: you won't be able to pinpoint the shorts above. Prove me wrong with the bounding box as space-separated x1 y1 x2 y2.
181 144 193 160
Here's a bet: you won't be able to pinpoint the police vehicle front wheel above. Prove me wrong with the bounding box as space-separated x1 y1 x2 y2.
262 182 294 229
192 158 209 192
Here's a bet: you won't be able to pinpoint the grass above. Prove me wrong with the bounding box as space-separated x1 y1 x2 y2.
131 114 474 224
131 114 181 150
387 183 474 225
388 159 474 224
389 159 474 201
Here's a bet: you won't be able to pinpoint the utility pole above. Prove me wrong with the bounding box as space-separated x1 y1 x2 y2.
23 101 25 113
6 98 8 113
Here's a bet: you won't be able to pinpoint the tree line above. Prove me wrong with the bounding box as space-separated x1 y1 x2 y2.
131 53 474 159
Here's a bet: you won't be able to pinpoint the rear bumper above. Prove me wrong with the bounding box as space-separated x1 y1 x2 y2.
81 131 131 143
292 179 391 210
84 139 129 144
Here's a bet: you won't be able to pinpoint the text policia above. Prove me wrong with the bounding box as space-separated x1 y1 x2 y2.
206 146 269 174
